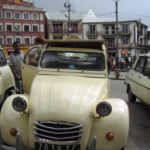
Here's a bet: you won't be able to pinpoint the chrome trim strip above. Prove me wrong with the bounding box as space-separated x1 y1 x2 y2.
34 126 83 135
34 121 83 131
34 132 82 140
35 138 80 145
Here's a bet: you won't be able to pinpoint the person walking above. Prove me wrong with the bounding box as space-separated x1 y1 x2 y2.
9 41 24 94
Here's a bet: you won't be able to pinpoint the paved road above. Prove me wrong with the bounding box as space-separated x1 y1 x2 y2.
110 79 150 150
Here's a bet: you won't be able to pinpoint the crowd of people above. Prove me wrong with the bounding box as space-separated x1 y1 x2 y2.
108 54 135 72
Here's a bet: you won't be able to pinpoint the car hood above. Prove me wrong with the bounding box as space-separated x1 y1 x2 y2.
30 75 109 123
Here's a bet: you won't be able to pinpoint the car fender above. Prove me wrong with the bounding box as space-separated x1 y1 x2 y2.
88 98 129 150
0 94 29 147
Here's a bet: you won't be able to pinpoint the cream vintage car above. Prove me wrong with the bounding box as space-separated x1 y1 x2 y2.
126 52 150 104
0 40 129 150
0 46 15 108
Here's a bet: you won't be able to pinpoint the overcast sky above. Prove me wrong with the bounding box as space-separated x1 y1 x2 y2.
35 0 150 29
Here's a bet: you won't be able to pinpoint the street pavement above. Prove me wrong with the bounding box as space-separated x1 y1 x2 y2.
109 71 127 80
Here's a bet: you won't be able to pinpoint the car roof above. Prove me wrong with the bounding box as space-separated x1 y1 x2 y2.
43 40 105 53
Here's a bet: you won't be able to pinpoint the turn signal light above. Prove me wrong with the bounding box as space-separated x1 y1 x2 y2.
106 132 115 141
9 128 17 136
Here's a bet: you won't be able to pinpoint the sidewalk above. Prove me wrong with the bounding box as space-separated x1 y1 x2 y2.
109 71 127 80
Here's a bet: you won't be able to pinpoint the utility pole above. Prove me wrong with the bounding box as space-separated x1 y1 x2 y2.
113 0 120 78
114 0 119 60
64 0 71 34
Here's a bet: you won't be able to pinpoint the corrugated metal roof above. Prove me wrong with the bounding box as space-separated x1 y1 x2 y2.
47 10 85 21
2 4 44 11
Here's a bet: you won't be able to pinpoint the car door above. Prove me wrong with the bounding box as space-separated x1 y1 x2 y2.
134 56 147 102
142 56 150 105
127 57 139 96
22 46 42 93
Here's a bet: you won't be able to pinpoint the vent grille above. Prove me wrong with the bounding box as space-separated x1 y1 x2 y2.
34 121 83 142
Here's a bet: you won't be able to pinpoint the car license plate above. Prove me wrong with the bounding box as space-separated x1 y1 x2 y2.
35 142 80 150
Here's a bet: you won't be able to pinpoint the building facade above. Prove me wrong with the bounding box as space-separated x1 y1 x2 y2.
83 20 148 58
0 0 46 53
48 10 149 58
47 11 84 40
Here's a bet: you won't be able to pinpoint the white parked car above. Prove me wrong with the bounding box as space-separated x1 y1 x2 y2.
0 46 15 108
126 52 150 104
0 40 129 150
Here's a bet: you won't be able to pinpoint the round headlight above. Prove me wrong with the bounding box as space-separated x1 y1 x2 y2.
12 96 27 112
96 102 112 117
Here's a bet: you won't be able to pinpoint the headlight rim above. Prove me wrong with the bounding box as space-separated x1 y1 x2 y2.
12 96 27 112
96 101 112 117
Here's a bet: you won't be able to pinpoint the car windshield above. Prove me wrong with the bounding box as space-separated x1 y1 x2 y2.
0 50 7 66
40 51 105 71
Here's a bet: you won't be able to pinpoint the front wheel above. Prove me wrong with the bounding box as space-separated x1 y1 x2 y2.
128 86 136 102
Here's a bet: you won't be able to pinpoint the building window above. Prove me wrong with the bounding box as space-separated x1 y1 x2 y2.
105 38 115 47
6 24 12 31
0 12 3 19
53 23 63 33
111 26 115 34
68 23 78 33
140 38 143 45
32 13 38 20
24 13 30 20
24 25 30 32
15 13 20 19
15 37 21 43
122 37 129 45
24 38 30 44
6 12 12 19
33 25 39 32
121 24 129 33
0 38 3 45
0 24 2 32
88 24 96 34
7 37 13 44
104 26 109 34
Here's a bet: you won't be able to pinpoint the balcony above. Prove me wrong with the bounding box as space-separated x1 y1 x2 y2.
101 30 116 37
119 30 131 36
86 31 99 36
53 30 63 33
106 44 117 49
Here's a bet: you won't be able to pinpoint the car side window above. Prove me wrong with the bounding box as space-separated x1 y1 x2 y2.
143 57 150 76
24 47 41 67
134 56 146 73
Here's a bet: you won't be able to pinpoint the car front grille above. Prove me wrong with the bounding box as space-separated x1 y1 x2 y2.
33 121 83 143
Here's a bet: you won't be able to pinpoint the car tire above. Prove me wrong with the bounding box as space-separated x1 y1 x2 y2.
128 86 136 102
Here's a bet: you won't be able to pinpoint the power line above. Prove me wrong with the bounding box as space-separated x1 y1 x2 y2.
119 11 150 18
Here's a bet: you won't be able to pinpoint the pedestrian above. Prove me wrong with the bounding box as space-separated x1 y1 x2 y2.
9 41 24 94
128 55 132 68
112 57 116 71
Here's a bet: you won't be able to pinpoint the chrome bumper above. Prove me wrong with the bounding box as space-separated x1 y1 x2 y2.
0 133 97 150
0 132 25 150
